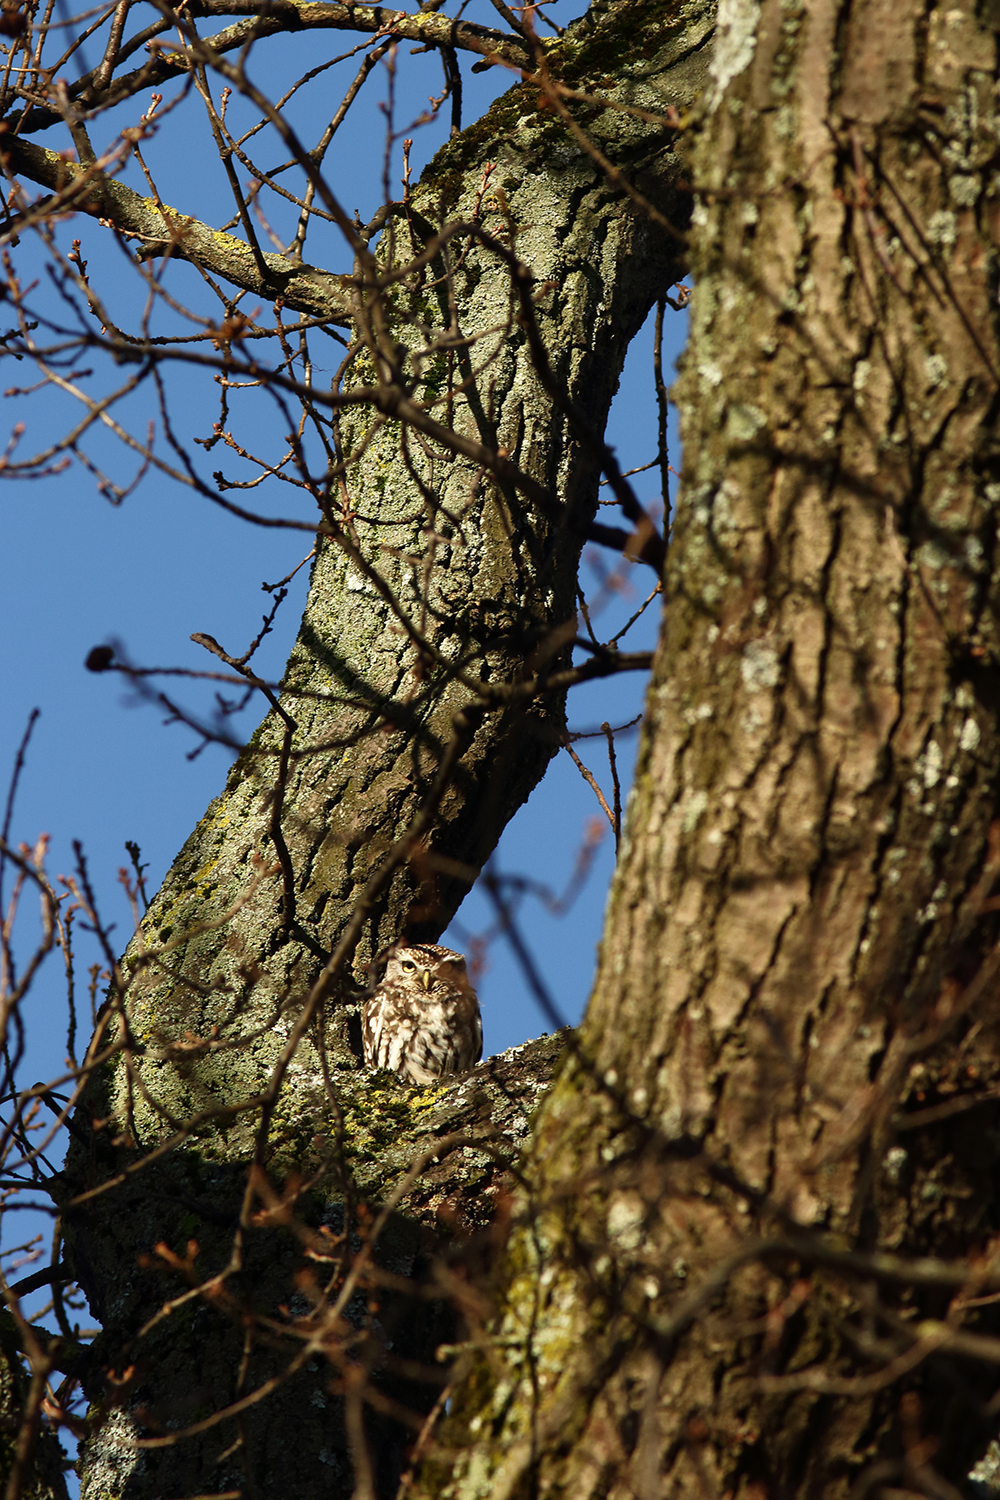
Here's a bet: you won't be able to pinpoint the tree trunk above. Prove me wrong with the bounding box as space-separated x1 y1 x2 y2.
60 4 712 1495
420 3 1000 1497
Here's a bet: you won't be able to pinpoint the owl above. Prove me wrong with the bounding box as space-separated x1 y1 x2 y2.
362 942 482 1085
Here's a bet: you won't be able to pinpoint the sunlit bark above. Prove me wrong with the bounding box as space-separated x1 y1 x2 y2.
424 3 1000 1497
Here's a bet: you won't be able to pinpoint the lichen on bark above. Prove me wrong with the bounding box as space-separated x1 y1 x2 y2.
414 3 1000 1497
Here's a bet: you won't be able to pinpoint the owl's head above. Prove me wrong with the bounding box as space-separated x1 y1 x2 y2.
372 941 468 994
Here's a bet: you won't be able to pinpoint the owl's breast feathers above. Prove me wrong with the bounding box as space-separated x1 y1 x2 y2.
361 942 482 1085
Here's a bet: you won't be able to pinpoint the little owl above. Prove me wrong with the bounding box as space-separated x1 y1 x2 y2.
362 942 482 1085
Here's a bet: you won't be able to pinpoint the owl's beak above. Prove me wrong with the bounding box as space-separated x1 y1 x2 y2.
421 968 432 991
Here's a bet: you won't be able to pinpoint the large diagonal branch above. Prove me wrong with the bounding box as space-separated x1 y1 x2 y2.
0 135 353 321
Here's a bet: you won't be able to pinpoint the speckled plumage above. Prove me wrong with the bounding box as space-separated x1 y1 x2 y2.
362 942 482 1085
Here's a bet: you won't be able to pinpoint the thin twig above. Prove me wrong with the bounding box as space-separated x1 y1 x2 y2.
563 742 615 838
601 722 622 850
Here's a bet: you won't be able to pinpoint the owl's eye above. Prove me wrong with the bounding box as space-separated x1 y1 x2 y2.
401 959 417 972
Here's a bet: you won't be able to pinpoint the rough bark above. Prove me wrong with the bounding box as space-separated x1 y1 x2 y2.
53 3 714 1496
422 3 1000 1497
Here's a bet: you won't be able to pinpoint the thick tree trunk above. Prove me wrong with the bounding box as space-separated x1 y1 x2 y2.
61 4 712 1495
422 3 1000 1497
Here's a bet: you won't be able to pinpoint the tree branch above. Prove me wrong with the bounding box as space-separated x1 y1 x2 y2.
0 136 354 321
11 5 530 132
